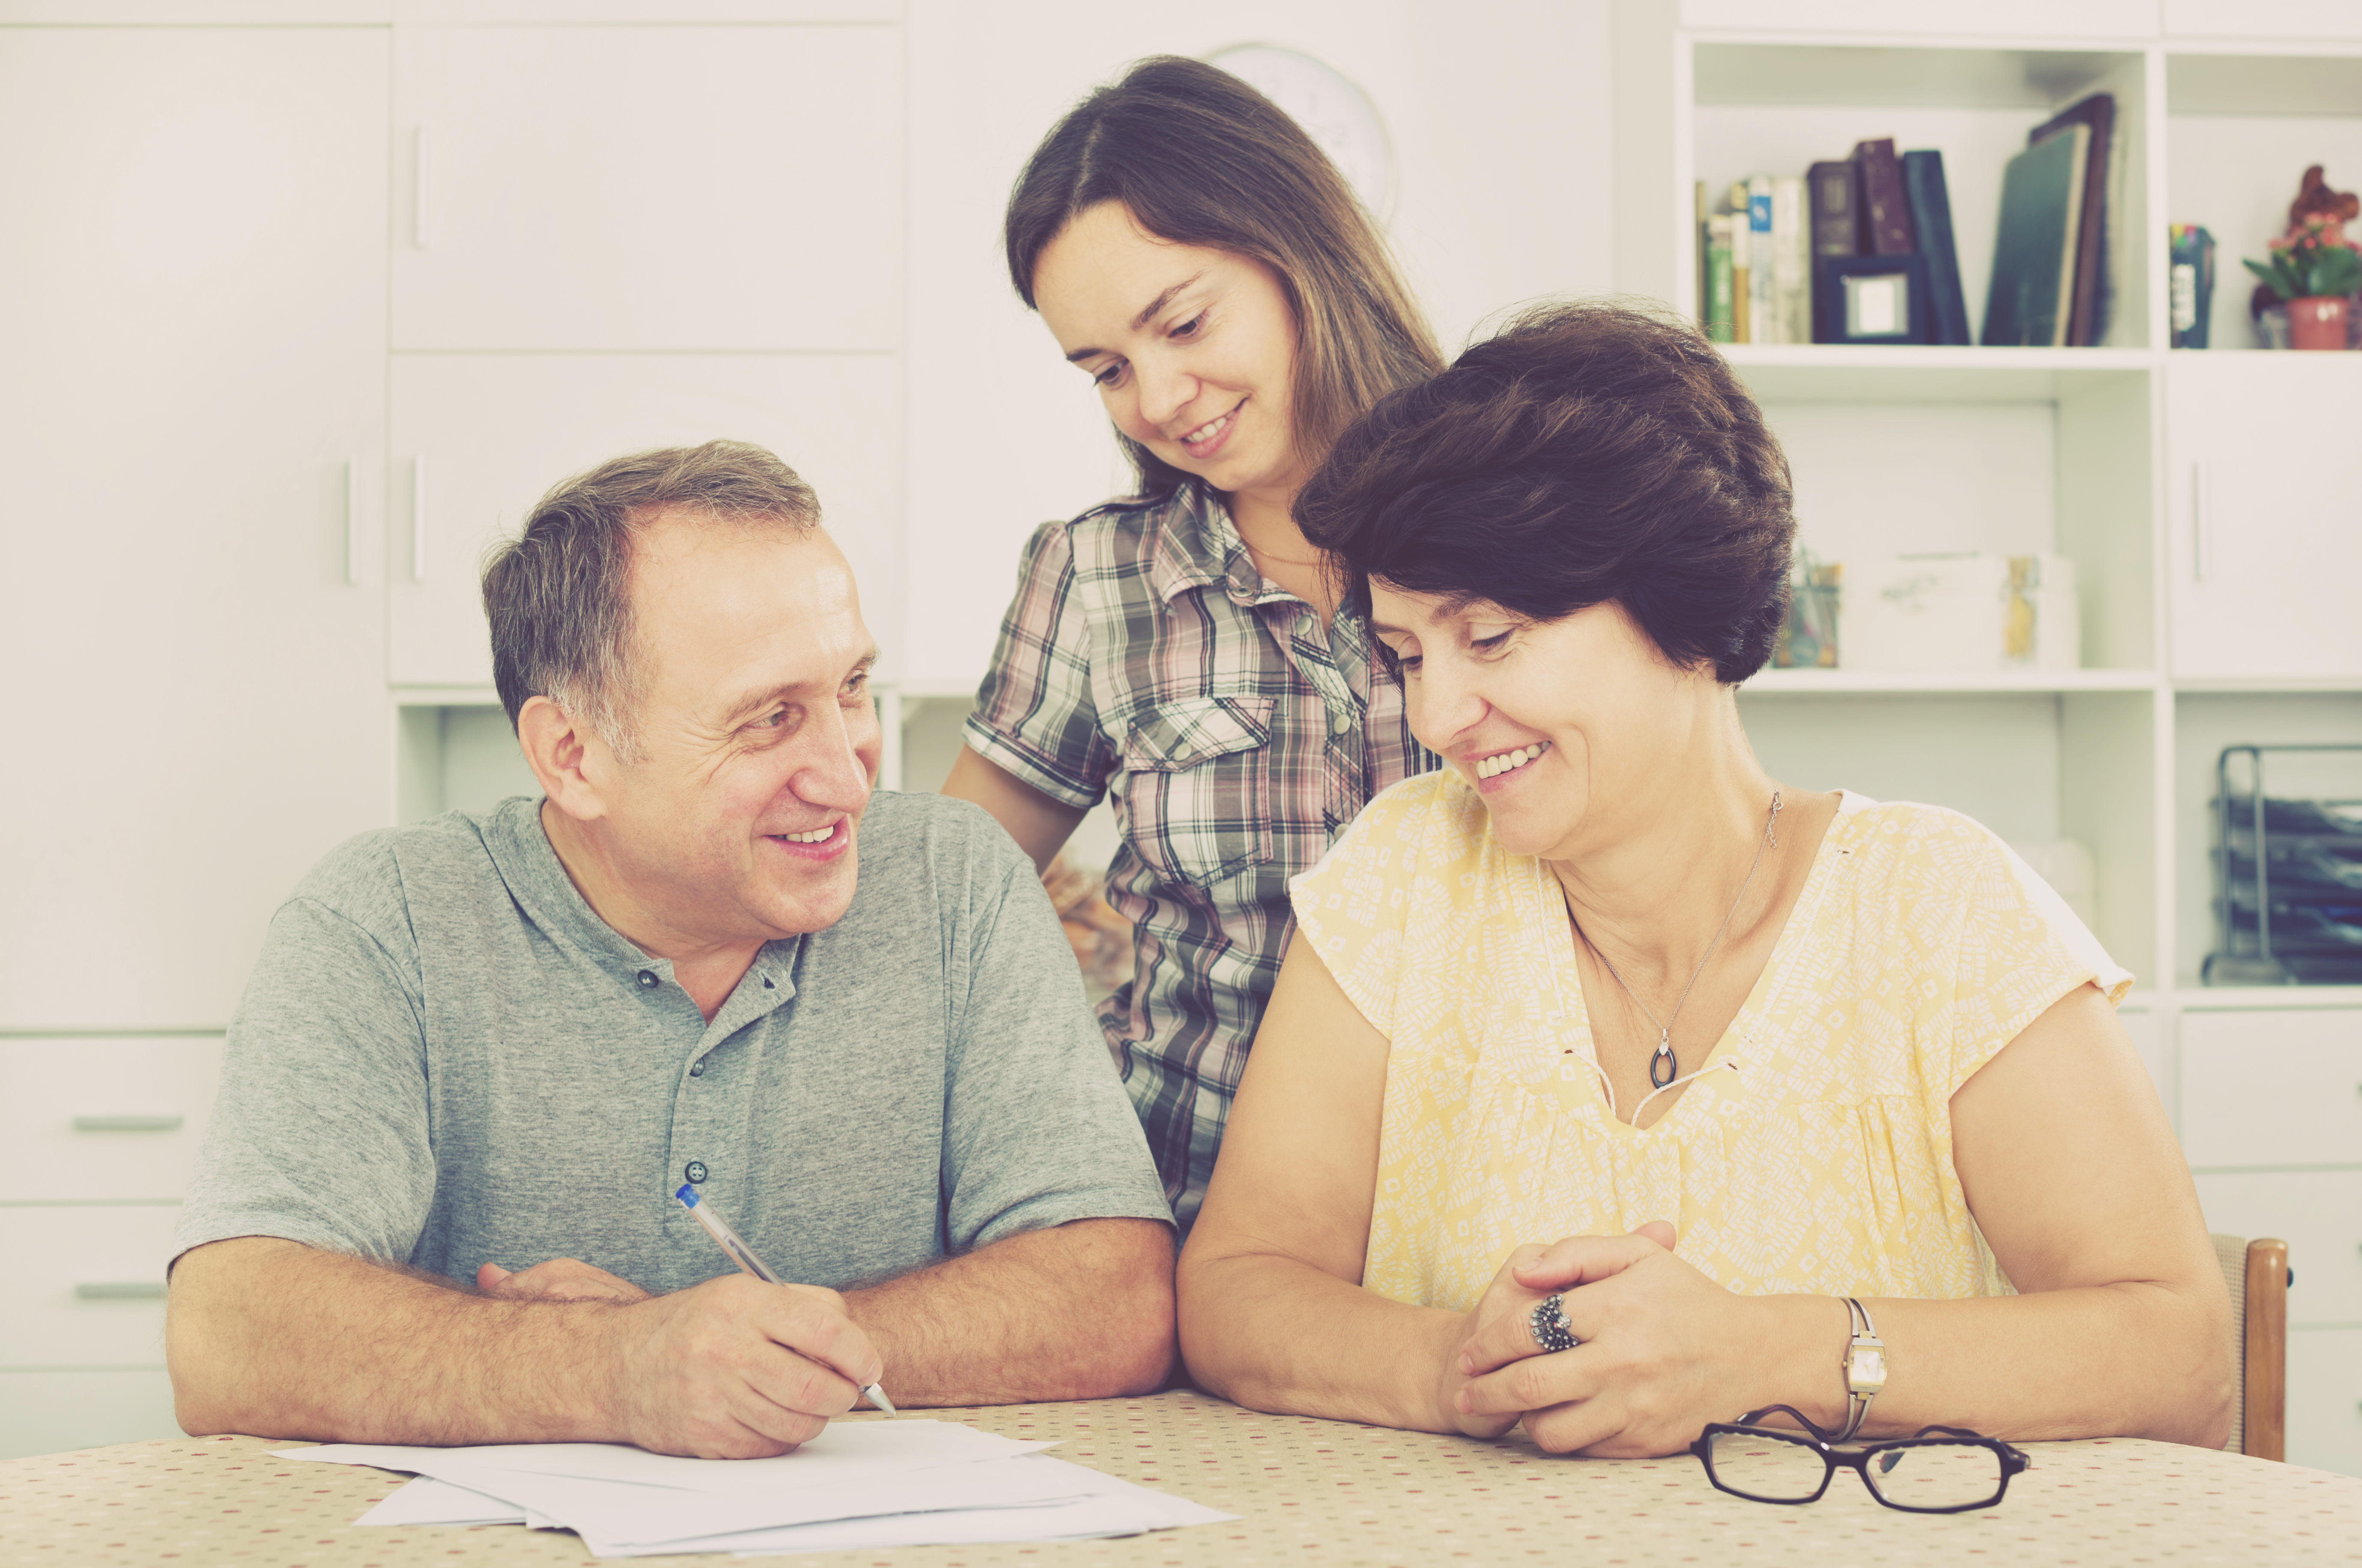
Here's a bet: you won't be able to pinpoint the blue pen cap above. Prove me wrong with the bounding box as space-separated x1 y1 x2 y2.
675 1184 700 1207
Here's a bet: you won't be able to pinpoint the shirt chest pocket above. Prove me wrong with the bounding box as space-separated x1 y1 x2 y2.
1118 696 1277 889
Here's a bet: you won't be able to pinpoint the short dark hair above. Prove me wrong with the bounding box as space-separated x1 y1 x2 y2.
1003 54 1442 497
482 440 819 758
1295 301 1796 685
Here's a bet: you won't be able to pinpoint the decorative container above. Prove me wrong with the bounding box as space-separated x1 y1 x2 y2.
2288 294 2351 350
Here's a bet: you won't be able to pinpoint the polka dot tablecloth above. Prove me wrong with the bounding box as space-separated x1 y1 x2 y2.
4 1391 2359 1567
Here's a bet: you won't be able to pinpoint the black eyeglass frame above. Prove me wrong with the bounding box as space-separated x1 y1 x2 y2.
1689 1405 2032 1514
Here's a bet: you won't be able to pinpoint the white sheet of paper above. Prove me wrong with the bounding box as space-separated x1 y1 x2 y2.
284 1420 1044 1495
283 1422 1232 1557
424 1452 1099 1548
356 1476 526 1527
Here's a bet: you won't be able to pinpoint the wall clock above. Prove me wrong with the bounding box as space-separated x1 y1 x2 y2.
1204 43 1394 222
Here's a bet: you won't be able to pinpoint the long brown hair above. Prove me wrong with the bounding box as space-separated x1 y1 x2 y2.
1005 55 1444 497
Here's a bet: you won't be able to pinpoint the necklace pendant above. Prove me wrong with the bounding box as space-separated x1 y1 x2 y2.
1650 1033 1677 1089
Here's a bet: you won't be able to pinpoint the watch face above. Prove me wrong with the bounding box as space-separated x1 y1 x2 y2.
1203 44 1394 220
1850 1345 1888 1389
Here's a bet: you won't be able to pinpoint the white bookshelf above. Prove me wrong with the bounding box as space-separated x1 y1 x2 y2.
1616 0 2362 1476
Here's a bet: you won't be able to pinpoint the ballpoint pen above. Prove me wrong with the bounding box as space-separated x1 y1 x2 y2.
674 1183 896 1415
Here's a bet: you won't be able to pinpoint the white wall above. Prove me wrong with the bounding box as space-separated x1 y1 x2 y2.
901 0 1617 697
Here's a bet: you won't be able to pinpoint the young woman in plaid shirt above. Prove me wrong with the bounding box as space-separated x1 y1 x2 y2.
941 57 1441 1229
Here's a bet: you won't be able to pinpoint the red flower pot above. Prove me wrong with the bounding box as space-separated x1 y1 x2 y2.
2289 295 2350 350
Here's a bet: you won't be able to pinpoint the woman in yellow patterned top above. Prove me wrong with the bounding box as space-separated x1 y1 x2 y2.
1176 303 2232 1457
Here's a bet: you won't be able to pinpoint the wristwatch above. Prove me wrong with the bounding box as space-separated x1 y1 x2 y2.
1836 1296 1885 1441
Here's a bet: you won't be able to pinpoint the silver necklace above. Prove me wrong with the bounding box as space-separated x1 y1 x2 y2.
1575 790 1782 1090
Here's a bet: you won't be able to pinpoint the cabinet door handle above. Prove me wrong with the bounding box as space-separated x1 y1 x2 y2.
71 1114 182 1132
75 1282 166 1301
2191 461 2210 583
413 126 430 249
345 458 361 586
412 455 428 582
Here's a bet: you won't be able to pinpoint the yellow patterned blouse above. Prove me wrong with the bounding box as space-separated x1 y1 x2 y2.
1289 776 2132 1314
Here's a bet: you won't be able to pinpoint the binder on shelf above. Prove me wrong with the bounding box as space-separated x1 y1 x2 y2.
1850 138 1916 255
2028 94 2115 347
1808 159 1860 258
1981 124 2089 347
1900 150 1971 346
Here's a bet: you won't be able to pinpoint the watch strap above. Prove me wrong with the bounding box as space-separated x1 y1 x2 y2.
1836 1295 1884 1442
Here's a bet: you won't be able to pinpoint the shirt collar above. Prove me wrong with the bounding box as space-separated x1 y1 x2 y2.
480 795 798 997
1146 481 1292 609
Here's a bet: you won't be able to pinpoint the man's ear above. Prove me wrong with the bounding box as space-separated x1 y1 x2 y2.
517 696 611 823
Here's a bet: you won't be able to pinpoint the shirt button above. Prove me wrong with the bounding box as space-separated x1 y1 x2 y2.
637 970 659 988
1329 709 1351 735
683 1160 707 1184
688 1060 706 1078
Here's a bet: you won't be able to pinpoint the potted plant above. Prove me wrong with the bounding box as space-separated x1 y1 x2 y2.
2246 210 2362 351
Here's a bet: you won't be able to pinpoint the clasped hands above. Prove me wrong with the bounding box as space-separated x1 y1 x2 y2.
475 1256 881 1460
1437 1220 1784 1457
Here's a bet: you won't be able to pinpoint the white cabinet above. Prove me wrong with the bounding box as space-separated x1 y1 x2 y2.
2166 1 2362 39
0 1037 225 1203
2290 1330 2362 1480
2180 1008 2362 1168
391 24 903 351
0 1371 180 1463
2194 1171 2362 1325
2166 356 2362 682
386 355 904 688
0 27 392 1031
1678 0 2161 37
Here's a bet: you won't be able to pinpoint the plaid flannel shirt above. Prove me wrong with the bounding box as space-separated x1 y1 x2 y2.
965 482 1435 1228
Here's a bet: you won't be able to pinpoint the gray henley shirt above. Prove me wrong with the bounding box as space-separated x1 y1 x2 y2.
173 790 1172 1292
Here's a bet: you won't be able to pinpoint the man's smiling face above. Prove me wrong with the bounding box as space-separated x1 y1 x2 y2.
590 511 882 945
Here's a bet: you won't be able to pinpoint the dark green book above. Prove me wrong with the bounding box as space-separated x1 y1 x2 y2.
1980 125 2088 348
1901 150 1970 345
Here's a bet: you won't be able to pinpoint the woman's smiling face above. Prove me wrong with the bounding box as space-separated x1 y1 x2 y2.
1368 584 1711 862
1032 200 1304 498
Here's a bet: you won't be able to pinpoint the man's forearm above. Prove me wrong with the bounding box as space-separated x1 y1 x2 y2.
841 1217 1175 1406
167 1237 625 1445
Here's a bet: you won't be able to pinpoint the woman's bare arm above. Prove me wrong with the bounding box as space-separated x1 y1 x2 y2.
1178 937 1477 1432
940 745 1089 874
1455 984 2235 1454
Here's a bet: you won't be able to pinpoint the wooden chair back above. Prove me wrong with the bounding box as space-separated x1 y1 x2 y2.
2212 1232 2288 1460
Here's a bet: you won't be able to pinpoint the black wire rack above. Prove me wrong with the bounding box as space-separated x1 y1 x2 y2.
2206 743 2362 986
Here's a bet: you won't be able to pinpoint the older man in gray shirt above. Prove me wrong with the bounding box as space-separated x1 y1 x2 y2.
166 441 1174 1459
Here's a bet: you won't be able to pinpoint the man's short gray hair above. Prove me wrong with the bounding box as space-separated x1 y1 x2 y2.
483 440 820 760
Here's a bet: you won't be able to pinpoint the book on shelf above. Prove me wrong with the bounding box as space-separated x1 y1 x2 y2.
1696 177 1809 345
1747 174 1778 344
1773 174 1809 342
1850 138 1916 255
2028 93 2116 347
1900 150 1971 346
1703 214 1736 343
1982 124 2089 347
2170 224 2216 349
1808 160 1858 258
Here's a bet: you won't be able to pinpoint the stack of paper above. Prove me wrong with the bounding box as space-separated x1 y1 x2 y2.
279 1420 1230 1556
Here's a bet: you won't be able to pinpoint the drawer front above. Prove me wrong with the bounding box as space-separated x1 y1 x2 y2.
0 1206 181 1367
2290 1328 2362 1481
2179 1010 2362 1169
2195 1171 2362 1327
0 1036 224 1201
0 1367 181 1461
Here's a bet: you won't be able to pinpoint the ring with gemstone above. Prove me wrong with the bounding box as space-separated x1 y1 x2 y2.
1529 1293 1580 1352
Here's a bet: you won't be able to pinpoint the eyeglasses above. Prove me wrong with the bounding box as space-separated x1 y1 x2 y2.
1690 1406 2031 1514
